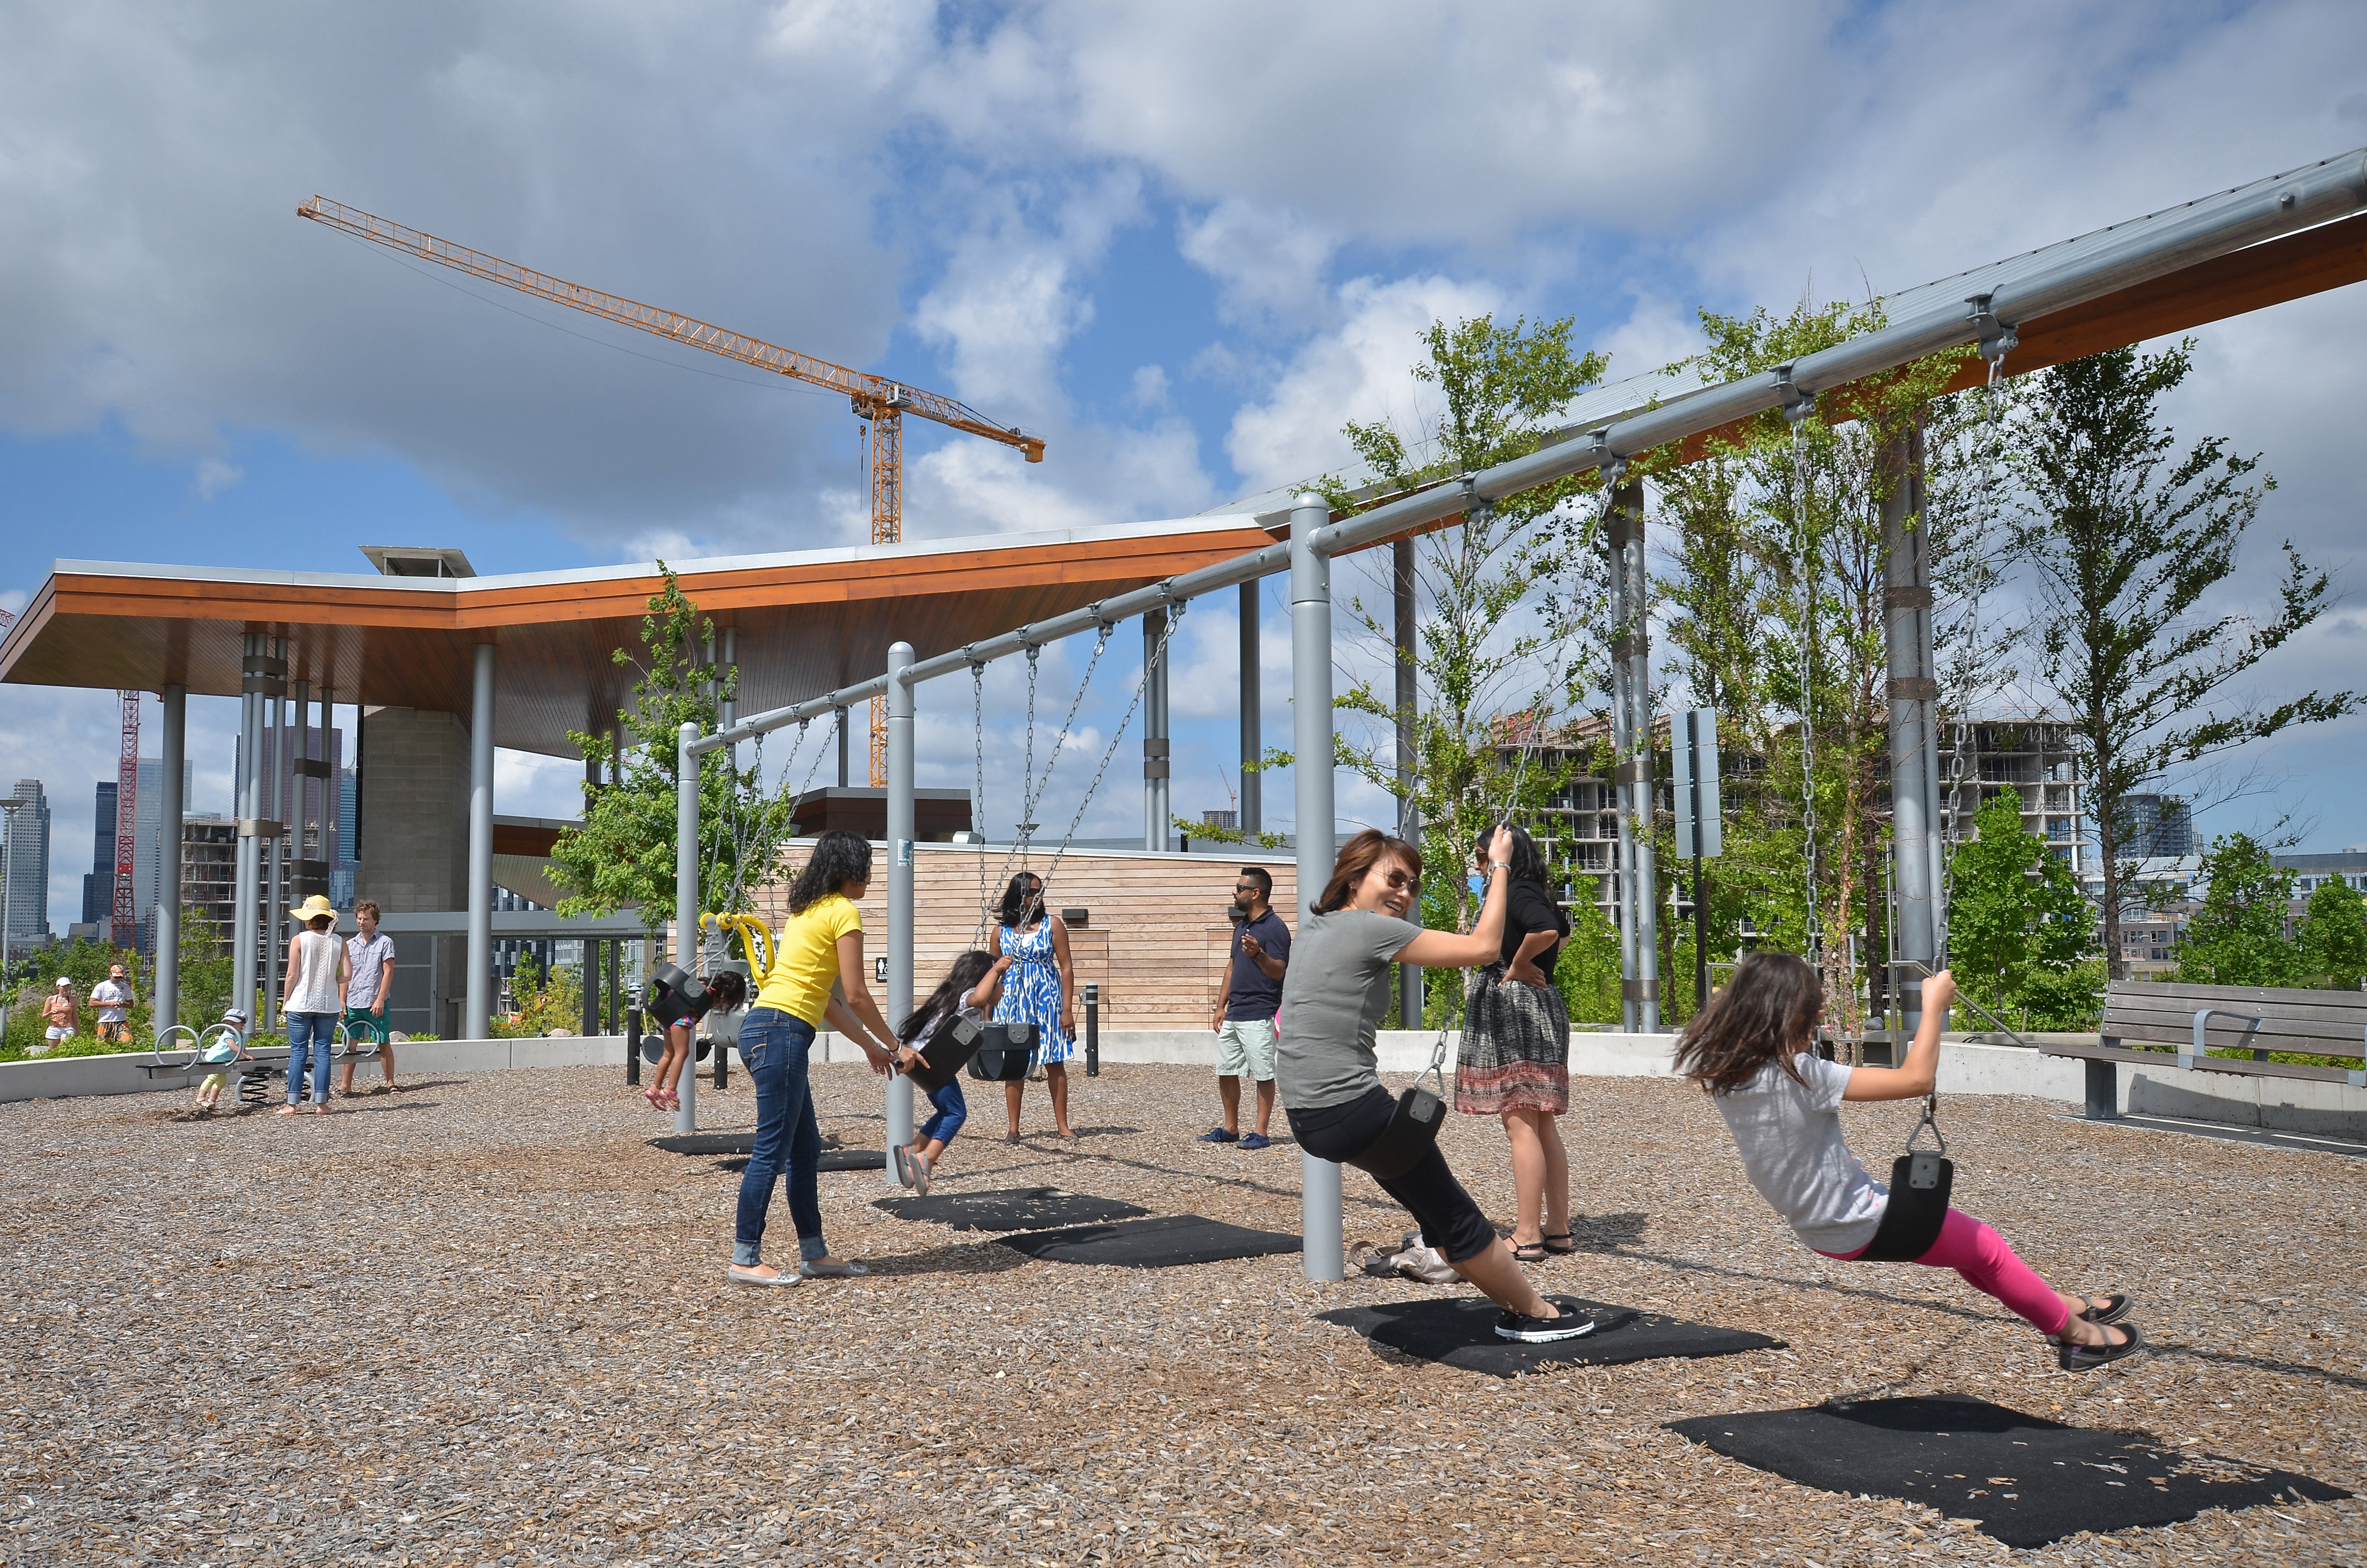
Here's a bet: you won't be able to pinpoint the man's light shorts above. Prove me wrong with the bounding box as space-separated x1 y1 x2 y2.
1214 1017 1277 1082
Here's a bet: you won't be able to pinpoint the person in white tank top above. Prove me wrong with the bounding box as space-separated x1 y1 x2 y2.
278 896 352 1115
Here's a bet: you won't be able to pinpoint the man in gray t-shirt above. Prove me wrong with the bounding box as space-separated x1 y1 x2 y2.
1274 908 1423 1110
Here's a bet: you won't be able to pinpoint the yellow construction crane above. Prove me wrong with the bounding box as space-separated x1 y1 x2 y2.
299 195 1045 785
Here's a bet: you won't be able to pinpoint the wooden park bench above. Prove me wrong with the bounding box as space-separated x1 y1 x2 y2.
2043 980 2367 1120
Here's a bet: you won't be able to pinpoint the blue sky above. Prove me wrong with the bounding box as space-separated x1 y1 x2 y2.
4 0 2366 932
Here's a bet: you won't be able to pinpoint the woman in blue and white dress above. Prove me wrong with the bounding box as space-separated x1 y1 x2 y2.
994 871 1079 1141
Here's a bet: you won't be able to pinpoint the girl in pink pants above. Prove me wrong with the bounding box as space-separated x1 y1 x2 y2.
1676 954 2141 1373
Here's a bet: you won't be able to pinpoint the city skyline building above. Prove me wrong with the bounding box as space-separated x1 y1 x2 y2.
4 779 52 957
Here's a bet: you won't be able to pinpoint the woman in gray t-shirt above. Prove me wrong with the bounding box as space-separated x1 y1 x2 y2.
1278 826 1591 1343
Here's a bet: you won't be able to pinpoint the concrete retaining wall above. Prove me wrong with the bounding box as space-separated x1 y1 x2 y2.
12 1028 2366 1137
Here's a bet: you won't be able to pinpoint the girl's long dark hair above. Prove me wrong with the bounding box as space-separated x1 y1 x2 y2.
787 830 873 915
1313 828 1422 915
1673 951 1823 1094
1472 823 1568 936
705 970 749 1009
899 950 997 1043
998 872 1046 930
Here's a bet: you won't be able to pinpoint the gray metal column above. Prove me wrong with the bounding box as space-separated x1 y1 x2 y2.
1239 581 1261 837
674 720 699 1133
1143 609 1170 851
233 636 265 1022
1881 423 1939 1036
263 650 285 1031
1609 480 1660 1032
1394 535 1423 1030
1290 494 1343 1282
886 641 916 1159
836 705 851 789
465 642 496 1043
155 684 186 1036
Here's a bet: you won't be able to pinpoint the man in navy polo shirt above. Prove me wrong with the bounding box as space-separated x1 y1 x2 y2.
1202 866 1289 1150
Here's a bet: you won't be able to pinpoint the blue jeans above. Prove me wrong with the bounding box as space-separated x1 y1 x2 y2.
734 1007 827 1267
284 1012 336 1105
919 1078 968 1147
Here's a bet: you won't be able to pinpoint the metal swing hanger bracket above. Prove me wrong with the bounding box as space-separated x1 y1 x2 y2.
1964 293 2019 371
1774 365 1817 428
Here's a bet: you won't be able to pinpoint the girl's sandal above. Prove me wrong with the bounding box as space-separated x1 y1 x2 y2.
1511 1239 1548 1263
1542 1233 1578 1255
2079 1293 2130 1325
643 1087 666 1109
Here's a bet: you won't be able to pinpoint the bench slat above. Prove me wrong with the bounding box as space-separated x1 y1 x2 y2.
2107 981 2367 1010
2045 1041 2364 1085
2104 1001 2367 1034
2102 1015 2367 1049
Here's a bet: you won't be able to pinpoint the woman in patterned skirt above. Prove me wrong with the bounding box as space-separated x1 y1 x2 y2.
994 871 1079 1141
1455 824 1574 1261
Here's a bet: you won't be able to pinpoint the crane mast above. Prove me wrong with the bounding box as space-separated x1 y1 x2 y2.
298 196 1044 786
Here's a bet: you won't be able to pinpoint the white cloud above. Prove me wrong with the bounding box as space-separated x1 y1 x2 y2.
192 457 242 499
1177 199 1336 325
1224 273 1504 490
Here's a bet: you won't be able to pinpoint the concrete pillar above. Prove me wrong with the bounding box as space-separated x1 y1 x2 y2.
263 658 285 1031
1394 535 1423 1030
1881 422 1939 1037
1143 609 1171 851
886 642 916 1159
1290 494 1343 1283
674 720 699 1133
465 643 496 1042
155 684 185 1035
1608 480 1660 1032
1239 581 1261 838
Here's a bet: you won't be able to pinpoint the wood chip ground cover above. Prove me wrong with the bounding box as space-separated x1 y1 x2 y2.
3 1065 2361 1564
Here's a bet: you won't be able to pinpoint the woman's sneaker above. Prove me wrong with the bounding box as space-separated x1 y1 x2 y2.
1494 1295 1598 1344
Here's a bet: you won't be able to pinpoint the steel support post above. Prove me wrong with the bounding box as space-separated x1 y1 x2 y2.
1607 491 1641 1031
263 664 284 1031
1394 535 1423 1031
836 705 850 789
233 637 264 1022
1239 581 1261 838
1881 423 1939 1041
466 643 496 1044
1290 494 1344 1283
155 684 185 1037
674 721 699 1132
886 642 916 1160
1143 609 1170 851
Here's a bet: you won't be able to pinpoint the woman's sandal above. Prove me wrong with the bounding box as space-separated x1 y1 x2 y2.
1511 1239 1548 1263
1542 1232 1578 1255
2056 1320 2143 1373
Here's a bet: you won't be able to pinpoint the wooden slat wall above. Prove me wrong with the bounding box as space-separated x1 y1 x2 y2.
749 848 1299 1030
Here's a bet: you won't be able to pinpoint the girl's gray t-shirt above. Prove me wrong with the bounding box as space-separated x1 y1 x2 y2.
1276 909 1424 1110
1711 1052 1888 1254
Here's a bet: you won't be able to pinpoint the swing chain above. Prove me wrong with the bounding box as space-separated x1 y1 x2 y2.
1036 594 1187 897
1781 370 1822 970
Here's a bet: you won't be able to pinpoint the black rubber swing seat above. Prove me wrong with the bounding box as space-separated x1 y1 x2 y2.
1666 1394 2348 1549
875 1186 1150 1232
1319 1295 1781 1376
651 1132 848 1158
997 1214 1301 1268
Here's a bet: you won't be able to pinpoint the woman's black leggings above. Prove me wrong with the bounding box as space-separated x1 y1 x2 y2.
1287 1087 1497 1264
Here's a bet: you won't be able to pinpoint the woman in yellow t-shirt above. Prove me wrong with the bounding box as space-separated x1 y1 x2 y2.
730 831 899 1288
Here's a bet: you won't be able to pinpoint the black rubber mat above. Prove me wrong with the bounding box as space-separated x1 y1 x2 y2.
816 1148 886 1171
875 1186 1151 1232
998 1214 1301 1268
1320 1295 1781 1376
652 1131 843 1157
1667 1395 2348 1548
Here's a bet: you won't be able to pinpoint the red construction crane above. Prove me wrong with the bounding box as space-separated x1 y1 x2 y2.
298 195 1046 786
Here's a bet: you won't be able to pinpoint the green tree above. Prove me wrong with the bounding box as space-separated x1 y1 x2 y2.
1320 313 1611 934
2176 832 2302 987
2297 877 2367 991
175 904 234 1029
548 567 791 941
1946 791 2096 1024
2012 344 2356 978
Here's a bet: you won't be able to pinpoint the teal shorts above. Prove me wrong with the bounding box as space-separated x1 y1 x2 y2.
341 1007 390 1047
